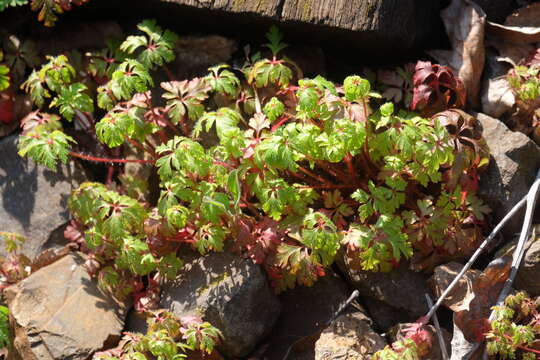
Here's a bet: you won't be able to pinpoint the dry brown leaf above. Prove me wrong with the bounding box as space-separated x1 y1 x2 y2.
481 77 515 117
504 3 540 27
430 262 481 312
428 0 486 108
453 256 511 342
486 38 536 65
486 22 540 44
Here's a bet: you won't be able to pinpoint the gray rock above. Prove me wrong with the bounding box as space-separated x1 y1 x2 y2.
160 252 280 358
516 239 540 295
477 113 540 236
0 135 87 260
173 35 237 79
499 228 540 296
261 270 355 359
314 312 386 360
363 297 413 332
5 253 128 360
337 255 431 318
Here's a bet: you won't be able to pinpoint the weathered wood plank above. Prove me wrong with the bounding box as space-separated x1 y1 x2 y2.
106 0 442 57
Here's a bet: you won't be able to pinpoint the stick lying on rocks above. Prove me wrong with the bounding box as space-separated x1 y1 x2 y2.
420 169 540 359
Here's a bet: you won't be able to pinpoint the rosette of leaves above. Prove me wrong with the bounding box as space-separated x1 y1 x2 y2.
486 291 540 360
507 50 540 144
93 311 223 359
411 60 466 117
19 24 490 294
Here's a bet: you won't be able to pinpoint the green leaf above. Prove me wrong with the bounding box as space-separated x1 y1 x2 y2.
0 0 28 12
18 128 76 170
120 19 178 69
0 65 9 91
205 65 240 97
195 224 226 254
264 25 287 56
263 97 285 122
227 169 242 208
49 83 94 121
249 59 293 88
343 75 370 102
193 107 242 140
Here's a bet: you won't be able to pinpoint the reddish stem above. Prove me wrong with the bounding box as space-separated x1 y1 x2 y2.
297 165 331 186
69 151 156 164
344 153 356 179
213 160 235 169
162 64 176 82
127 138 157 158
106 166 115 185
271 115 291 132
502 334 540 356
298 184 358 190
315 160 349 180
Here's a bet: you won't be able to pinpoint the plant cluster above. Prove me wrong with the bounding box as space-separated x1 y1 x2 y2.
507 48 540 145
486 291 540 360
0 0 90 26
93 310 222 360
17 20 490 302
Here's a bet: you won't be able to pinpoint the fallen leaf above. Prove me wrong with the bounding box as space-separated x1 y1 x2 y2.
486 3 540 45
428 0 486 107
453 256 512 342
481 77 515 118
504 3 540 27
486 21 540 43
430 262 481 312
486 38 536 67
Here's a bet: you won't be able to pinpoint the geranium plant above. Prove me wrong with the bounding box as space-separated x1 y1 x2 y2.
17 21 490 304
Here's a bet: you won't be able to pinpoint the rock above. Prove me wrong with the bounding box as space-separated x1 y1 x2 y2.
314 312 386 360
160 252 280 358
515 238 540 295
132 0 441 58
124 309 149 334
429 262 481 311
337 255 431 318
363 297 414 332
261 270 355 359
497 228 540 296
0 135 88 260
33 21 124 54
173 35 237 79
480 49 514 119
5 252 128 360
477 113 540 236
